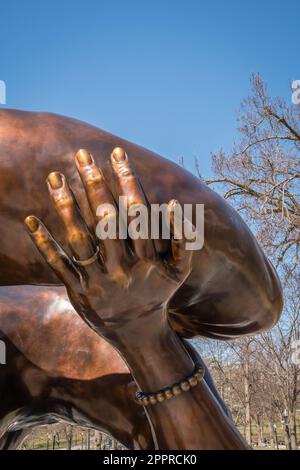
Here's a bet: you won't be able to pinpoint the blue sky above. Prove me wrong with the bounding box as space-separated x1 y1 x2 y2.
0 0 298 176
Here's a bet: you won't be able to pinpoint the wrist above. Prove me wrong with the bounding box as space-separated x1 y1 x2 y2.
111 311 195 391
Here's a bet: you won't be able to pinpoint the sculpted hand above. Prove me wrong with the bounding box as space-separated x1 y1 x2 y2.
24 148 248 451
24 148 195 355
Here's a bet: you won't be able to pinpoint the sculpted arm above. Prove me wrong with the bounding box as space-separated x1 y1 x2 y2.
24 147 248 449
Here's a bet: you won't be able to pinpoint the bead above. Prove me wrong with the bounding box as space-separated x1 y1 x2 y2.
142 396 150 406
172 384 182 396
195 369 204 381
164 388 173 400
156 392 165 403
135 363 203 406
180 380 190 392
149 394 157 405
188 376 198 387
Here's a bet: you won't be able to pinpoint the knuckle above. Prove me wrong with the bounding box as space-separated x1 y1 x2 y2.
117 162 133 178
35 230 51 247
46 252 61 265
128 200 145 211
68 229 90 244
82 165 103 186
53 193 74 209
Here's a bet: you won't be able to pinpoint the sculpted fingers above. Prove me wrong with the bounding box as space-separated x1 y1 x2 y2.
111 147 155 261
167 200 195 278
24 216 80 286
75 149 129 280
47 171 100 267
75 149 116 221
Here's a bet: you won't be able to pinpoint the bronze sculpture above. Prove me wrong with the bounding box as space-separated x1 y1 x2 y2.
0 285 152 450
0 286 228 450
0 109 283 449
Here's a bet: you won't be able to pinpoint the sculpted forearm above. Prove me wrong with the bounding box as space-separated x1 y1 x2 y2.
115 318 248 450
23 146 259 450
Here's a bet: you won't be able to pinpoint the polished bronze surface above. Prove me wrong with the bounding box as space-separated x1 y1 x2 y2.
23 149 253 449
0 287 228 450
0 285 153 450
0 109 283 449
0 109 282 340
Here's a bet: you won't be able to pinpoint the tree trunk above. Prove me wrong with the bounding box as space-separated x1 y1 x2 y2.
256 415 264 446
86 429 91 450
244 361 252 446
56 432 60 449
52 431 56 450
65 425 73 450
283 423 292 450
289 411 298 450
112 439 118 450
97 432 103 450
268 421 278 450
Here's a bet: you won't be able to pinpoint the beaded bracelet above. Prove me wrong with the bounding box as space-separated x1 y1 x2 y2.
135 363 205 406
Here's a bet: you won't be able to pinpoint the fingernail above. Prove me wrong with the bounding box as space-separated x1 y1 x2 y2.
48 172 63 189
112 147 126 162
169 199 179 210
24 216 39 233
168 200 182 222
76 149 93 166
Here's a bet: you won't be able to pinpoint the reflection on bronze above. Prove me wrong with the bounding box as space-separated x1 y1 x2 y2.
0 109 283 449
0 286 227 450
0 285 152 450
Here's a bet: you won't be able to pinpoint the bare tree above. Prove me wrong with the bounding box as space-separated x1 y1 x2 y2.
254 270 300 449
195 338 257 445
206 73 300 268
64 425 73 450
195 75 300 449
